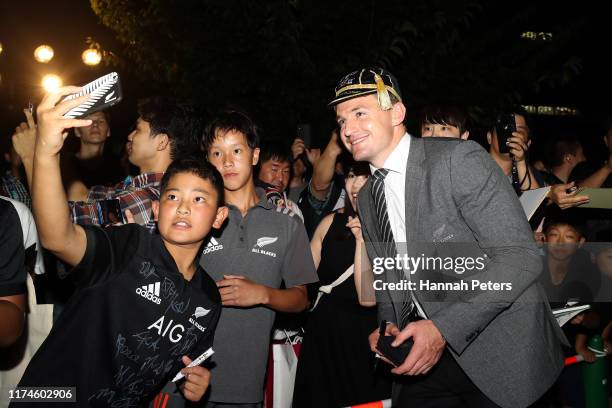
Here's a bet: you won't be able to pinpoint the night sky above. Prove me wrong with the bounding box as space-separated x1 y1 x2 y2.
0 0 115 121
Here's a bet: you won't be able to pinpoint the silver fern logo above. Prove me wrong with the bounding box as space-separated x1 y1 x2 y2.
256 237 278 248
63 72 120 118
252 237 278 258
192 307 210 319
189 306 210 333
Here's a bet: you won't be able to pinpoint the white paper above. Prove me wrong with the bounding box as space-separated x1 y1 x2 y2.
519 187 551 220
552 304 591 327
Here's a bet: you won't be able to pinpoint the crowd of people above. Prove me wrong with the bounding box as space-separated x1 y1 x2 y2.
0 67 611 408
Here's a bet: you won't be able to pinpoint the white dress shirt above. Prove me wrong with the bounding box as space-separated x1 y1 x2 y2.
369 134 410 246
370 133 427 319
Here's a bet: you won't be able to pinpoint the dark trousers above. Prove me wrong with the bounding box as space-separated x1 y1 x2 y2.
394 350 500 408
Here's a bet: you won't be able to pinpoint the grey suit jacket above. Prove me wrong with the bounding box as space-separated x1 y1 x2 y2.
358 136 566 408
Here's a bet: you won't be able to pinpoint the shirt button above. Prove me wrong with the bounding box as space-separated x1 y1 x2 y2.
240 226 244 230
239 237 244 242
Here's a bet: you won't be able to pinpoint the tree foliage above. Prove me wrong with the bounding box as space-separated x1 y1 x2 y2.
90 0 589 142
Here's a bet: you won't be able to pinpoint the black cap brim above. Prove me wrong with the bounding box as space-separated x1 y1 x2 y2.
328 89 378 107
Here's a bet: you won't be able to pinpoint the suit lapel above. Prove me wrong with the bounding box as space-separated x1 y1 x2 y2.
404 136 425 244
357 179 382 251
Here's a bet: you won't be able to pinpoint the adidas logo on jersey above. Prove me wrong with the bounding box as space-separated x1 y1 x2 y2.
136 282 162 304
203 237 223 254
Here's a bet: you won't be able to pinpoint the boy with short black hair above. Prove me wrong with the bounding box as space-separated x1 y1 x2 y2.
419 104 470 140
200 109 317 407
13 87 228 407
540 207 598 305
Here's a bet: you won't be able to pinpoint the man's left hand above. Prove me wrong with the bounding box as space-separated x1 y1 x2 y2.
391 319 446 376
217 275 268 307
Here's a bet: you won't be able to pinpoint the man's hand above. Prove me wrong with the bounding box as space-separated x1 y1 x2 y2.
369 322 400 366
548 182 590 209
216 275 268 307
178 356 210 402
291 138 306 159
390 320 446 376
325 130 343 157
35 86 92 157
12 109 37 162
291 138 321 165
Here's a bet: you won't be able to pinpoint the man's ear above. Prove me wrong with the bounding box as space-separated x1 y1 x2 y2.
486 131 492 145
155 133 170 151
391 102 406 127
461 131 470 141
152 200 160 222
578 236 586 248
252 147 260 166
213 206 229 229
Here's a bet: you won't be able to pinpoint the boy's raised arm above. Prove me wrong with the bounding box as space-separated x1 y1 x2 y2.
32 87 93 266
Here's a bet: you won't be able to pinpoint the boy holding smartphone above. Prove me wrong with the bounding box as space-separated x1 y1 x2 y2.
12 88 228 407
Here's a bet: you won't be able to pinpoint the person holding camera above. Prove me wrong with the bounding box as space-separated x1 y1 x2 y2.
486 109 542 193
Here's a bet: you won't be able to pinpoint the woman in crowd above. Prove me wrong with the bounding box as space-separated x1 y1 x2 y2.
293 161 390 408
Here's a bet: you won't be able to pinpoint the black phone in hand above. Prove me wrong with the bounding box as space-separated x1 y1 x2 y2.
62 72 122 118
376 320 413 367
495 113 516 154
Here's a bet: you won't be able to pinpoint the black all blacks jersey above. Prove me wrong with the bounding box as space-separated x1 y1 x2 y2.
14 224 221 407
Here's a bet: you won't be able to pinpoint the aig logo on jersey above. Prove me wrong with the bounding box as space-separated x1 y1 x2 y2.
148 316 184 343
251 236 278 258
203 237 223 254
136 282 162 304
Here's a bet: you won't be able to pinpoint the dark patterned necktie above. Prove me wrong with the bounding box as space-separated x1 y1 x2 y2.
371 168 415 326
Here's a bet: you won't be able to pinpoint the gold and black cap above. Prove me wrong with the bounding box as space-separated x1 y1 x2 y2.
329 67 402 110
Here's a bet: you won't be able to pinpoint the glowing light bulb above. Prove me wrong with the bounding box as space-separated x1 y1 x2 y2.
34 45 54 63
42 74 62 93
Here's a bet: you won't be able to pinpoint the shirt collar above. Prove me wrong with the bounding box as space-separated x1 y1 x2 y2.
125 172 164 189
369 133 411 175
226 187 274 216
148 231 202 285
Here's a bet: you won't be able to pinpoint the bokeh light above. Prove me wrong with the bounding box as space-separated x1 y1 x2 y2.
81 48 102 66
41 74 62 93
34 45 54 63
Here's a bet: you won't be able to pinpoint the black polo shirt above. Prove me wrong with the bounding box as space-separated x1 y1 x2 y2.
15 224 220 407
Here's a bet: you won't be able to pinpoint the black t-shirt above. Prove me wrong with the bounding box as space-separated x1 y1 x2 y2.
15 224 220 407
0 199 26 297
62 149 126 189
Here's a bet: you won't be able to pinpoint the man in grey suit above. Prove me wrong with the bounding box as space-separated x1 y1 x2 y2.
331 67 567 408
